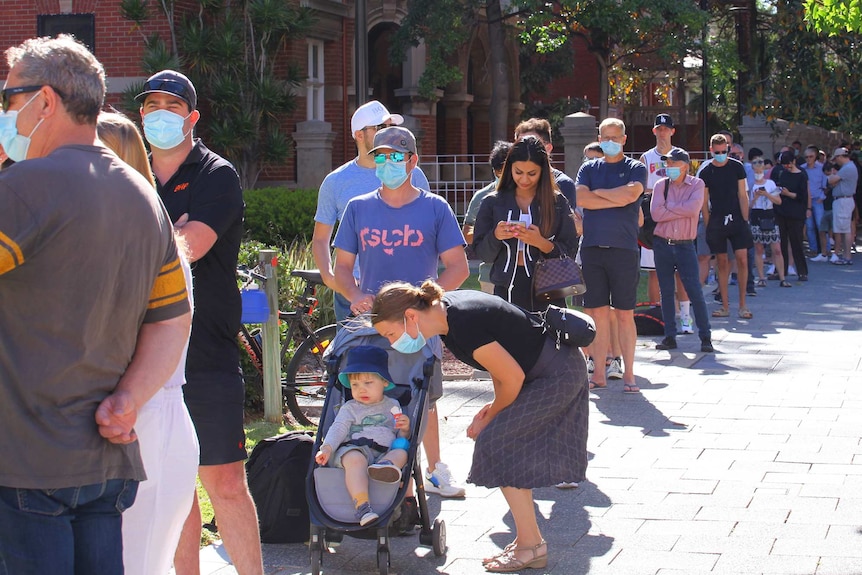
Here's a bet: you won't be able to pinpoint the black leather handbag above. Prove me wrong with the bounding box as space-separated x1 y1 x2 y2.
542 305 596 348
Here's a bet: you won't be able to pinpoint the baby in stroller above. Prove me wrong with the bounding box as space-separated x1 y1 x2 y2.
314 346 411 526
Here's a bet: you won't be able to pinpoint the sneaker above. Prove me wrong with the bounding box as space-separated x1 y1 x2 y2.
425 462 466 498
679 317 694 334
700 338 715 353
788 265 797 277
355 502 379 526
389 496 419 536
555 481 579 489
656 336 677 350
729 273 738 286
606 357 624 380
713 292 722 303
810 254 828 262
586 356 595 375
747 287 757 297
830 253 841 263
767 264 776 275
369 460 402 483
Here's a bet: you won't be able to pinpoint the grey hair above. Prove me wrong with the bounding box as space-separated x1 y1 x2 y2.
598 117 626 135
6 35 105 125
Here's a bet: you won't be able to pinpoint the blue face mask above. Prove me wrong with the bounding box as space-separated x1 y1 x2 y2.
713 152 728 163
391 316 426 354
376 158 410 189
143 109 191 150
599 140 622 157
665 167 681 180
0 92 44 163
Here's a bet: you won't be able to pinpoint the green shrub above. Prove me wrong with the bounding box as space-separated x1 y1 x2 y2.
243 187 319 247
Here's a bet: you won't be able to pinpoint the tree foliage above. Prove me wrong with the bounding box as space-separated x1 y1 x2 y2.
119 0 314 189
804 0 862 34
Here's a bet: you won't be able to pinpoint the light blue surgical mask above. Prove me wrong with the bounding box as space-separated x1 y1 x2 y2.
599 140 622 157
375 159 410 189
391 316 426 354
142 109 191 150
665 167 681 180
713 152 728 163
0 92 44 163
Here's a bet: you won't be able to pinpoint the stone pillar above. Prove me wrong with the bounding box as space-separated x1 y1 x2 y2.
738 115 776 161
559 112 597 179
293 120 336 189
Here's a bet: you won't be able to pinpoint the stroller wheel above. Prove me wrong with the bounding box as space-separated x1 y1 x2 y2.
309 526 323 575
310 547 322 575
432 518 447 556
377 548 390 575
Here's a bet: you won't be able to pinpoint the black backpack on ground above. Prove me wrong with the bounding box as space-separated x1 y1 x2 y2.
633 302 665 336
246 430 315 543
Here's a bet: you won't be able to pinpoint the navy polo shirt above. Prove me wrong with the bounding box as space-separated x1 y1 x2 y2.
156 139 245 374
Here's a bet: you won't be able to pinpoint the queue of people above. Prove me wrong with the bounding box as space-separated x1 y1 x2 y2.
1 34 856 575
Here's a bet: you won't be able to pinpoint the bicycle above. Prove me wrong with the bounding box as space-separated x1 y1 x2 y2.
237 265 337 426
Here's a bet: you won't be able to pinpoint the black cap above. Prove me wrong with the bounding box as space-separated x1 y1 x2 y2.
660 148 690 163
135 70 197 110
654 114 674 128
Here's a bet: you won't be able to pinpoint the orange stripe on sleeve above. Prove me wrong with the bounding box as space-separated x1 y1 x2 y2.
148 257 187 309
0 231 25 275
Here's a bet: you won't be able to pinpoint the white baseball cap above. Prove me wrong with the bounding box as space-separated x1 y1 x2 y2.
350 100 404 134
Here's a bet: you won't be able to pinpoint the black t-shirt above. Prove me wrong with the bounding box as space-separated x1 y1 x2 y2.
772 169 809 220
157 140 245 374
700 159 747 223
441 290 545 374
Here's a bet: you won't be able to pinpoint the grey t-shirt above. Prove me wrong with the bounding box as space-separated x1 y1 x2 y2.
0 145 189 489
834 161 859 198
321 396 401 452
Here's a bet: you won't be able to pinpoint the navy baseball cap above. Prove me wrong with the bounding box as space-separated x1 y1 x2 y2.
660 148 690 163
654 114 674 128
338 345 395 390
135 70 197 110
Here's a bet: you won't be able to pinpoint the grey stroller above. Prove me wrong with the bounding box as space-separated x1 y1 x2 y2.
306 325 446 575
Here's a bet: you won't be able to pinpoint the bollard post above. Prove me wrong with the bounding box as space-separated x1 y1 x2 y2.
259 250 282 422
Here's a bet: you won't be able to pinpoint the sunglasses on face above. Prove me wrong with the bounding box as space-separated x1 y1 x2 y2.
373 151 411 164
1 85 63 112
712 149 728 155
363 123 389 132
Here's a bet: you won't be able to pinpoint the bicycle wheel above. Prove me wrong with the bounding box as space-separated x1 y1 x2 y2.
284 324 336 426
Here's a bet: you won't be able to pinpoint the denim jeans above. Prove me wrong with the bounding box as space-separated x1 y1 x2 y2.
652 238 712 340
806 201 825 253
0 478 138 575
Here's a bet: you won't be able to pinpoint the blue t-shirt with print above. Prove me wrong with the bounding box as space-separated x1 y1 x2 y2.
334 189 465 294
575 157 647 250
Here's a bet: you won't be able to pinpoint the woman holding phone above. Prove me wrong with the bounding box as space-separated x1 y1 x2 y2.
472 136 579 311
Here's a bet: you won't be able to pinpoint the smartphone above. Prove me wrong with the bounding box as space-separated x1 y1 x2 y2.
507 220 527 227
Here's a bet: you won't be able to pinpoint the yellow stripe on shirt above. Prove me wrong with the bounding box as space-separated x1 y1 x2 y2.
148 257 187 309
0 231 25 275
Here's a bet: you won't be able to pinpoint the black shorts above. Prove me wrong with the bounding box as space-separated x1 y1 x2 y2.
183 371 247 465
580 246 639 310
706 219 754 254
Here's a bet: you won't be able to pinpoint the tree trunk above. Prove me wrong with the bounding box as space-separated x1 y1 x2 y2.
596 55 610 120
486 0 509 142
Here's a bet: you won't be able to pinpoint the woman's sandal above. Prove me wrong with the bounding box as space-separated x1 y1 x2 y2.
712 308 729 317
482 542 517 566
756 279 767 287
589 380 607 390
738 308 753 319
484 540 548 573
779 280 792 287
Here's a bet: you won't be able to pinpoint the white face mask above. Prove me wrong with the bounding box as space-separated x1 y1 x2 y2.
142 109 192 150
0 92 43 163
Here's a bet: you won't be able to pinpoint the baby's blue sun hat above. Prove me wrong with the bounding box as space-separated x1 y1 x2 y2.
338 345 395 390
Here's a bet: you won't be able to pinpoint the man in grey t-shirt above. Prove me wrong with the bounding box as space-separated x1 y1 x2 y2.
827 147 858 264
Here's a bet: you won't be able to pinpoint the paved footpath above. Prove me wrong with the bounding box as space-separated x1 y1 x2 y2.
192 259 862 575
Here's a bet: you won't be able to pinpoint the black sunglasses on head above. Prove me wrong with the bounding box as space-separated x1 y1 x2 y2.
142 79 191 101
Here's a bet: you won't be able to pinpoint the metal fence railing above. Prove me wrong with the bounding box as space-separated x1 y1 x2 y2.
423 151 710 222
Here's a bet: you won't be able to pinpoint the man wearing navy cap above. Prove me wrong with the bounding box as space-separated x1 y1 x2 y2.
137 71 263 575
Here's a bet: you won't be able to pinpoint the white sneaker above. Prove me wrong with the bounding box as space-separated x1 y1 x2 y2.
830 253 841 263
767 264 776 275
788 265 797 277
555 481 579 489
810 254 828 262
425 462 466 497
606 357 624 380
680 317 694 334
586 356 595 375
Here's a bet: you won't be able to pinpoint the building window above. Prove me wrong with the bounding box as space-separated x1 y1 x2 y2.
307 40 325 121
37 14 96 53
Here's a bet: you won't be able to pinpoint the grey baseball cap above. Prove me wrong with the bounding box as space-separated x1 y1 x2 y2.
368 126 417 155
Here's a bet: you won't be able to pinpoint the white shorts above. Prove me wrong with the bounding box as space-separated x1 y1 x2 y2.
833 197 855 234
122 386 200 575
640 246 655 270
